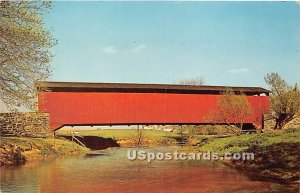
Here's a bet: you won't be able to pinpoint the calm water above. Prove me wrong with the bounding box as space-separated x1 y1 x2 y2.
0 147 297 193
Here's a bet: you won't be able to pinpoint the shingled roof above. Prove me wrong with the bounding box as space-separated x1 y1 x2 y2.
36 81 270 95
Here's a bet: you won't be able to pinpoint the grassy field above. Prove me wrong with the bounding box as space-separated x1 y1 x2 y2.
57 129 179 146
57 129 177 138
0 137 89 166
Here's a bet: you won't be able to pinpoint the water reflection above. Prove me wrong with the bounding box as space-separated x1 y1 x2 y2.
1 147 297 193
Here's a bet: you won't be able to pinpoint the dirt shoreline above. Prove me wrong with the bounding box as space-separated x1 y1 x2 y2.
0 137 90 166
196 128 300 184
226 142 300 183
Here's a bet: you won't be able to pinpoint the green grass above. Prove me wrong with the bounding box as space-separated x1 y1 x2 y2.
195 128 300 182
198 128 300 154
57 129 179 146
57 129 178 140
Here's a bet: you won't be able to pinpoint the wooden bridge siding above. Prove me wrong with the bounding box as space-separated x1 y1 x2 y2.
38 92 269 131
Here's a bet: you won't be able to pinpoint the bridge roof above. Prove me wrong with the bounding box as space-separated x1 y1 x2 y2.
36 81 270 95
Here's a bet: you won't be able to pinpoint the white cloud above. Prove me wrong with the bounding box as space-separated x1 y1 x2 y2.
103 44 146 55
228 68 249 74
103 46 117 54
131 44 146 53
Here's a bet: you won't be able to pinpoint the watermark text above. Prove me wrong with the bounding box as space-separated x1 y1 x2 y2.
127 150 254 163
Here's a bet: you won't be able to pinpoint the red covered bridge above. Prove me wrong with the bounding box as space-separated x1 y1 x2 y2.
36 82 270 131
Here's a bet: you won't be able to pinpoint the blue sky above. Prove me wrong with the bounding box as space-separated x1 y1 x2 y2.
44 1 300 88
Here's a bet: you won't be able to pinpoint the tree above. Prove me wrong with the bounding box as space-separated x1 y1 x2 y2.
0 1 56 111
178 77 205 86
205 89 253 135
264 73 300 130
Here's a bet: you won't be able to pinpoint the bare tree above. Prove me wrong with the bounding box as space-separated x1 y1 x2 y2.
205 89 253 135
0 1 56 111
178 77 205 86
264 73 300 130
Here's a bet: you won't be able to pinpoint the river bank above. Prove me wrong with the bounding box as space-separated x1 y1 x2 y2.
0 137 89 166
2 127 299 185
196 128 300 182
228 142 300 183
0 129 178 166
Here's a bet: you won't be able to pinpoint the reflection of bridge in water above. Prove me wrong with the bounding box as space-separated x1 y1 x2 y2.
36 82 270 131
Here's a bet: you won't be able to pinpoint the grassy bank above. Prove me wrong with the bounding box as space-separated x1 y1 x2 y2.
0 137 90 166
197 128 300 182
57 129 179 146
